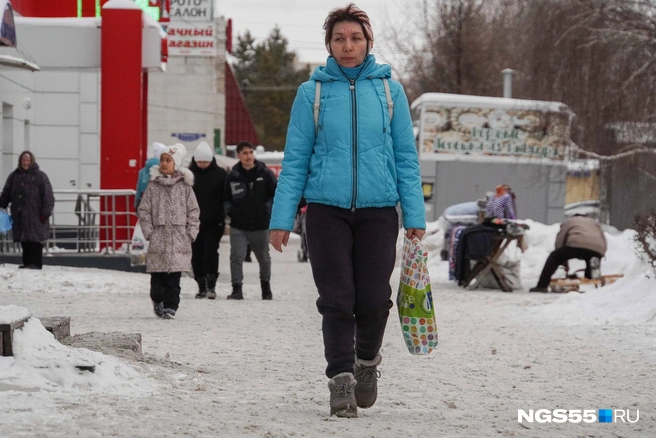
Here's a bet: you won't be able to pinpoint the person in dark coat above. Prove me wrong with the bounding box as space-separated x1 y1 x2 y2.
223 141 277 300
0 151 55 269
189 142 228 299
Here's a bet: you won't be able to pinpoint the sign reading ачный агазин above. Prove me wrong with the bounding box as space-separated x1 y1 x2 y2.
167 0 215 57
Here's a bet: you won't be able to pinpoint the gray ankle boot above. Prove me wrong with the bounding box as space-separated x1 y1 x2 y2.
206 274 218 299
328 372 357 418
194 277 207 299
353 353 382 408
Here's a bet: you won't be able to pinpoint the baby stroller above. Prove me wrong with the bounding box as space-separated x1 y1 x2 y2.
294 205 309 262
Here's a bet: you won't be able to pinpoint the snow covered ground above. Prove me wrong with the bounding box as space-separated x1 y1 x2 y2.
1 221 655 437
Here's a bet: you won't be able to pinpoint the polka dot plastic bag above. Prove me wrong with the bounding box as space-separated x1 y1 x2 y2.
397 236 438 355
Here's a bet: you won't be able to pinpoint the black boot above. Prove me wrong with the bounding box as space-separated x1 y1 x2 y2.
227 284 243 300
206 274 218 299
195 276 208 299
261 280 272 300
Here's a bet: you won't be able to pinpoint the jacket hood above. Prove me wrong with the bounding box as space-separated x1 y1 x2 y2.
149 166 194 186
189 157 219 173
310 55 390 83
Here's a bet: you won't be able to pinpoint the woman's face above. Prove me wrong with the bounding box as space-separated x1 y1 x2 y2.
159 154 175 175
330 21 368 68
20 154 31 170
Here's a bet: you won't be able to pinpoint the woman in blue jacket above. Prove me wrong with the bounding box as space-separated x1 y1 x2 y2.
269 3 425 418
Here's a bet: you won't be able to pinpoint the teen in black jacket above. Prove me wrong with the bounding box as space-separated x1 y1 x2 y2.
223 141 277 300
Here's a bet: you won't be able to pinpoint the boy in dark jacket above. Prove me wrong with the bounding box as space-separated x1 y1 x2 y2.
223 141 277 300
189 142 228 299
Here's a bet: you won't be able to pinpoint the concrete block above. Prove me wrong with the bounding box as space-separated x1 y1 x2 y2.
63 331 142 356
0 316 29 357
39 316 71 341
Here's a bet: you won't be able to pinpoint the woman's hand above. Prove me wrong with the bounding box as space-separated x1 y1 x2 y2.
270 229 290 252
405 228 426 240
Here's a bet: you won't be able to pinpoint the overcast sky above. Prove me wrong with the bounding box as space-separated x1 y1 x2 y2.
216 0 413 68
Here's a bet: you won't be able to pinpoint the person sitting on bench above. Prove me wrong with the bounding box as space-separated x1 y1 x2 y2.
530 214 606 293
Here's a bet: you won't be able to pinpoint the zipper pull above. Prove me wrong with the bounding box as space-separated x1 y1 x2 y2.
349 79 355 91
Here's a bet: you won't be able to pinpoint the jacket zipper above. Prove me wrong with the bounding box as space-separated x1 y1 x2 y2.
349 79 357 212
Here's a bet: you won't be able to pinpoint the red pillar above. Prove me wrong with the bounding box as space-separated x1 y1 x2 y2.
100 1 143 251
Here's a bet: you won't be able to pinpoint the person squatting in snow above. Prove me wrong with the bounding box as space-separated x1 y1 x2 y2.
137 144 200 319
269 3 426 418
188 141 228 300
529 214 607 293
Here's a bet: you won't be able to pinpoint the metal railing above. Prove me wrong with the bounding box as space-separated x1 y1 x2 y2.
0 189 138 255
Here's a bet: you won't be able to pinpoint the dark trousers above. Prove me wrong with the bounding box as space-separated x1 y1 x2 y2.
150 272 182 310
21 241 43 268
191 224 224 279
537 246 603 287
306 203 399 378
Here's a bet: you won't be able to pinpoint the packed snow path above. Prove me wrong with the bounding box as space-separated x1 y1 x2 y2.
1 237 654 437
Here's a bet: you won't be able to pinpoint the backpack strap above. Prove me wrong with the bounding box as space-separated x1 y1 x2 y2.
314 79 393 132
313 80 322 133
382 78 394 122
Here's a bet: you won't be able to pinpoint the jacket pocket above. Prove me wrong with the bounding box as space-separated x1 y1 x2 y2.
173 226 191 255
149 227 166 254
359 147 396 203
306 153 325 197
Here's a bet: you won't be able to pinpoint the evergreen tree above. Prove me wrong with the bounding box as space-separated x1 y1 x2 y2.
232 26 311 150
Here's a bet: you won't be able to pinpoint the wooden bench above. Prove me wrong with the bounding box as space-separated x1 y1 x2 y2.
0 316 30 357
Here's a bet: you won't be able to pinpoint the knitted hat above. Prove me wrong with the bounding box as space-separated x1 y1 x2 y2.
161 143 187 171
194 142 213 162
152 142 167 158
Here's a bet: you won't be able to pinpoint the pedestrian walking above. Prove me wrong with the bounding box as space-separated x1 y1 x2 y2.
138 144 200 319
189 141 228 299
269 3 426 418
0 151 55 269
223 141 277 300
135 142 166 208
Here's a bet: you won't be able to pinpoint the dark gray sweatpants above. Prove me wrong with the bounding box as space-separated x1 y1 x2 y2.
305 203 399 378
229 227 271 286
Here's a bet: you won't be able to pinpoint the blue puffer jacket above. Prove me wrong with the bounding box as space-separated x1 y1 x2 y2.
270 55 425 231
135 157 160 208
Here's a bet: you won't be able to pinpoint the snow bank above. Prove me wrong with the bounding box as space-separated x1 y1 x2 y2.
0 309 154 395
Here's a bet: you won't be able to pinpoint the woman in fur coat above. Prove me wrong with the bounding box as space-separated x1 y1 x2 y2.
137 144 200 319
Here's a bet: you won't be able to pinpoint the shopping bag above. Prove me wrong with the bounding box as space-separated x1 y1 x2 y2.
131 220 148 254
0 210 12 234
397 236 438 355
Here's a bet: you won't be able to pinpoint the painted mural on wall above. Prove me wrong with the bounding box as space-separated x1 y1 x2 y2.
420 104 572 160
